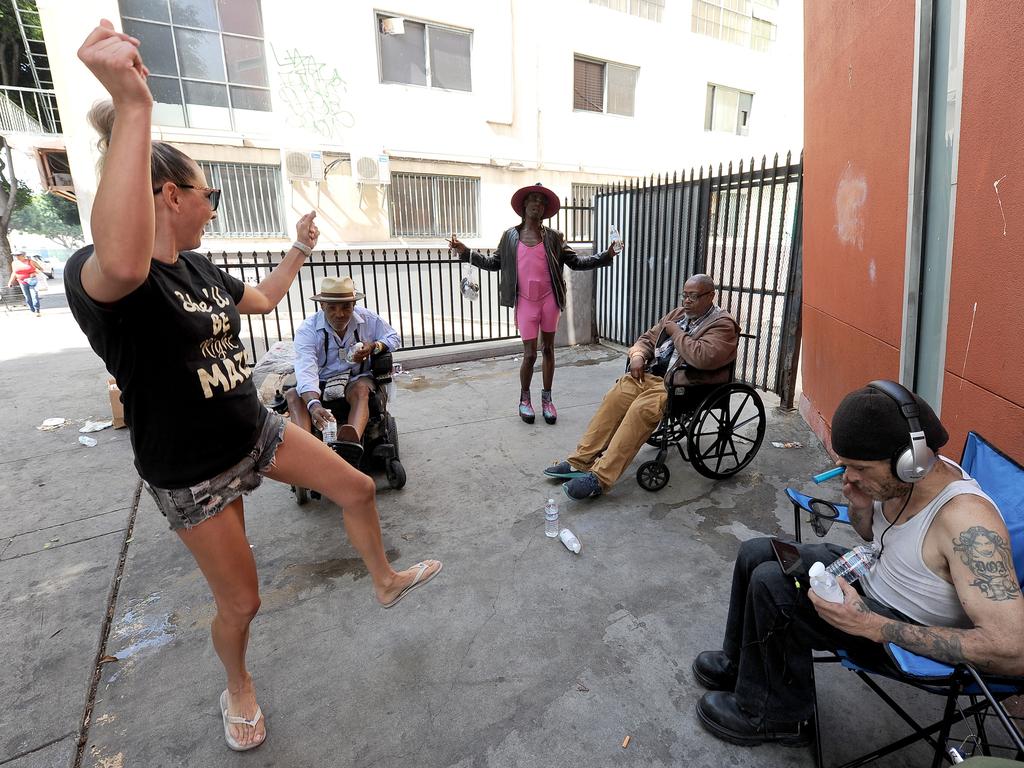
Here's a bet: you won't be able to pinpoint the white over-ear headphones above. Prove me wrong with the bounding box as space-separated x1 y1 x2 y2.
867 380 936 483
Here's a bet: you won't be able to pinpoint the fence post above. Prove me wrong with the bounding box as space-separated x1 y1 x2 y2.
777 158 804 410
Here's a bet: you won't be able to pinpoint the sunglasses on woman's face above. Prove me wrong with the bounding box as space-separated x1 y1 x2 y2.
152 183 221 211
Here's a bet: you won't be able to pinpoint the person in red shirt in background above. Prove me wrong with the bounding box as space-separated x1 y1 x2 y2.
7 250 45 315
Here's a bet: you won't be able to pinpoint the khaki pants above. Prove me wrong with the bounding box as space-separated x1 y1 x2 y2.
568 374 667 490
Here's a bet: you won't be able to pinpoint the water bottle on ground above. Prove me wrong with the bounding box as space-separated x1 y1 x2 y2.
609 224 623 255
559 528 581 553
809 561 844 603
544 499 559 538
321 420 337 444
827 542 881 584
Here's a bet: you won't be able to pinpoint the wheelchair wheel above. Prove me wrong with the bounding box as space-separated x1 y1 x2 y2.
646 417 686 448
293 485 310 505
637 460 670 491
686 382 766 480
387 415 400 459
386 459 407 489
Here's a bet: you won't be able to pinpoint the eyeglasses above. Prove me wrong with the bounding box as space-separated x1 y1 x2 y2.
153 183 221 211
681 290 712 301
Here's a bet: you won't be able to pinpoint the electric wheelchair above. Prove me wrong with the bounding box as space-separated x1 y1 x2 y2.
636 338 766 490
270 349 406 502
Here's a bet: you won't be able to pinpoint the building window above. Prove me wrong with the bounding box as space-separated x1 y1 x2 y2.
377 14 472 92
705 84 753 135
119 0 271 131
389 173 479 238
589 0 665 22
573 57 638 117
692 0 777 51
198 161 285 237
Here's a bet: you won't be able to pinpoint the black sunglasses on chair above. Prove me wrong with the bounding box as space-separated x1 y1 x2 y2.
153 183 221 212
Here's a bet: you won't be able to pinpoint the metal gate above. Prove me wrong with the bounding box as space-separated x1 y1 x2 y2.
591 152 803 407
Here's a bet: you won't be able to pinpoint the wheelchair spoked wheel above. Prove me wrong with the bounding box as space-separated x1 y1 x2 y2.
645 416 686 448
636 460 670 491
686 382 766 480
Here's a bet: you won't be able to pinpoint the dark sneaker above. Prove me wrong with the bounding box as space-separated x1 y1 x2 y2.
696 692 810 748
562 472 602 500
519 398 535 424
334 440 364 467
692 651 738 691
544 460 588 479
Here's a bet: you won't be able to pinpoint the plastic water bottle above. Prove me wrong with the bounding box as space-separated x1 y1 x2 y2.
345 341 364 363
609 224 623 254
321 420 337 444
559 528 581 553
809 561 844 603
544 499 559 537
827 542 881 584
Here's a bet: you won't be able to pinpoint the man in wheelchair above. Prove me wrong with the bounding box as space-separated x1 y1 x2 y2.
286 276 401 468
545 274 739 499
692 384 1024 748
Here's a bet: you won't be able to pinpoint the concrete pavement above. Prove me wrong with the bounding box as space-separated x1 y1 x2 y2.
1 282 941 767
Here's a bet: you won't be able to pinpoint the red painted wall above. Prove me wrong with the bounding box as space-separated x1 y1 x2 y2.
940 3 1024 461
801 1 916 445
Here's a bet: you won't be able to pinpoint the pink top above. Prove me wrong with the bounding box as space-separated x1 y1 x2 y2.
12 259 37 285
516 241 552 301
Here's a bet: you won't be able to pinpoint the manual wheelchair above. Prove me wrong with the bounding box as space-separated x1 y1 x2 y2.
270 349 407 502
635 351 766 491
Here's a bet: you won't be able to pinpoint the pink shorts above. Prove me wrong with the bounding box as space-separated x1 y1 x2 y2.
515 292 560 340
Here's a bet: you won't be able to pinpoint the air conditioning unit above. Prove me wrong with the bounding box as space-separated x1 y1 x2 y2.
354 153 391 185
284 150 325 182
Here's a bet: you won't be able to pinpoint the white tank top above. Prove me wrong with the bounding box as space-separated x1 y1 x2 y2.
860 458 1000 628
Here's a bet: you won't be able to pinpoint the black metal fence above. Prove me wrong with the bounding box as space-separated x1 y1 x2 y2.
592 152 803 405
208 249 517 362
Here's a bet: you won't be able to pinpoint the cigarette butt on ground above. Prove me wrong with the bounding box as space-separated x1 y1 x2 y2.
621 735 631 749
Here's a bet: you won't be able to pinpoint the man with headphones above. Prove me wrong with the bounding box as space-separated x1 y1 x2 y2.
691 382 1024 748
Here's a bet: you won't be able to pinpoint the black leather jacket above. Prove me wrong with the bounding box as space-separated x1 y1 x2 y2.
460 225 614 310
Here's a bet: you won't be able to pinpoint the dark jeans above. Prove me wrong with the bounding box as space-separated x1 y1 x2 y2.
723 538 908 723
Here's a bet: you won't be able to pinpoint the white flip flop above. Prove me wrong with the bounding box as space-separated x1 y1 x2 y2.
382 560 443 608
220 689 265 752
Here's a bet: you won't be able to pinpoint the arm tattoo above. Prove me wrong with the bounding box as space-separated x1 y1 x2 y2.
879 623 991 670
952 526 1021 602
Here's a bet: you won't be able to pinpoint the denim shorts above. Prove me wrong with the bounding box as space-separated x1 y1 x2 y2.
145 412 287 531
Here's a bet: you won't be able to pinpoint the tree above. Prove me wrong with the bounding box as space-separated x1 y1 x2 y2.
10 188 83 249
0 0 34 89
0 135 32 283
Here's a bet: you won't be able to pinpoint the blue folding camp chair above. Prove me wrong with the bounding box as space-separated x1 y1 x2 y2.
786 432 1024 767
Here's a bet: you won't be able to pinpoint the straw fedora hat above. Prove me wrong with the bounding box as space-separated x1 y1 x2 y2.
510 182 560 219
311 275 365 303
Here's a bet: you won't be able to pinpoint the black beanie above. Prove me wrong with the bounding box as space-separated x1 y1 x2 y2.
831 385 948 461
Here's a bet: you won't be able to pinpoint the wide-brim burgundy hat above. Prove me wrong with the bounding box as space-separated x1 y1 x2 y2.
511 182 560 219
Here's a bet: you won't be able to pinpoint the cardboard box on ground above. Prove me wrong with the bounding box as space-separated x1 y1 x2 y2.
108 378 126 429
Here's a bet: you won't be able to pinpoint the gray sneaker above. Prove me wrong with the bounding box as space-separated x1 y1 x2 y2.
543 460 588 479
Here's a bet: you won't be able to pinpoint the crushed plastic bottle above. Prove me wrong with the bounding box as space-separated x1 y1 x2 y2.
78 435 98 447
345 341 364 363
559 528 581 554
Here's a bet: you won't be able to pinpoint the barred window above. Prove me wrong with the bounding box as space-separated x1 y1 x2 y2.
692 0 776 50
389 173 479 238
589 0 665 22
199 161 286 237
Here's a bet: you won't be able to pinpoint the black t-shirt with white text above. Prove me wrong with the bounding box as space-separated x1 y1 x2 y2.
65 247 267 488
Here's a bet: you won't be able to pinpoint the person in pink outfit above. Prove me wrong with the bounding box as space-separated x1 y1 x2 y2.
449 183 618 423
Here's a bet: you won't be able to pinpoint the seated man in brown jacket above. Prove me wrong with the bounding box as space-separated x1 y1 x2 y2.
546 274 739 500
